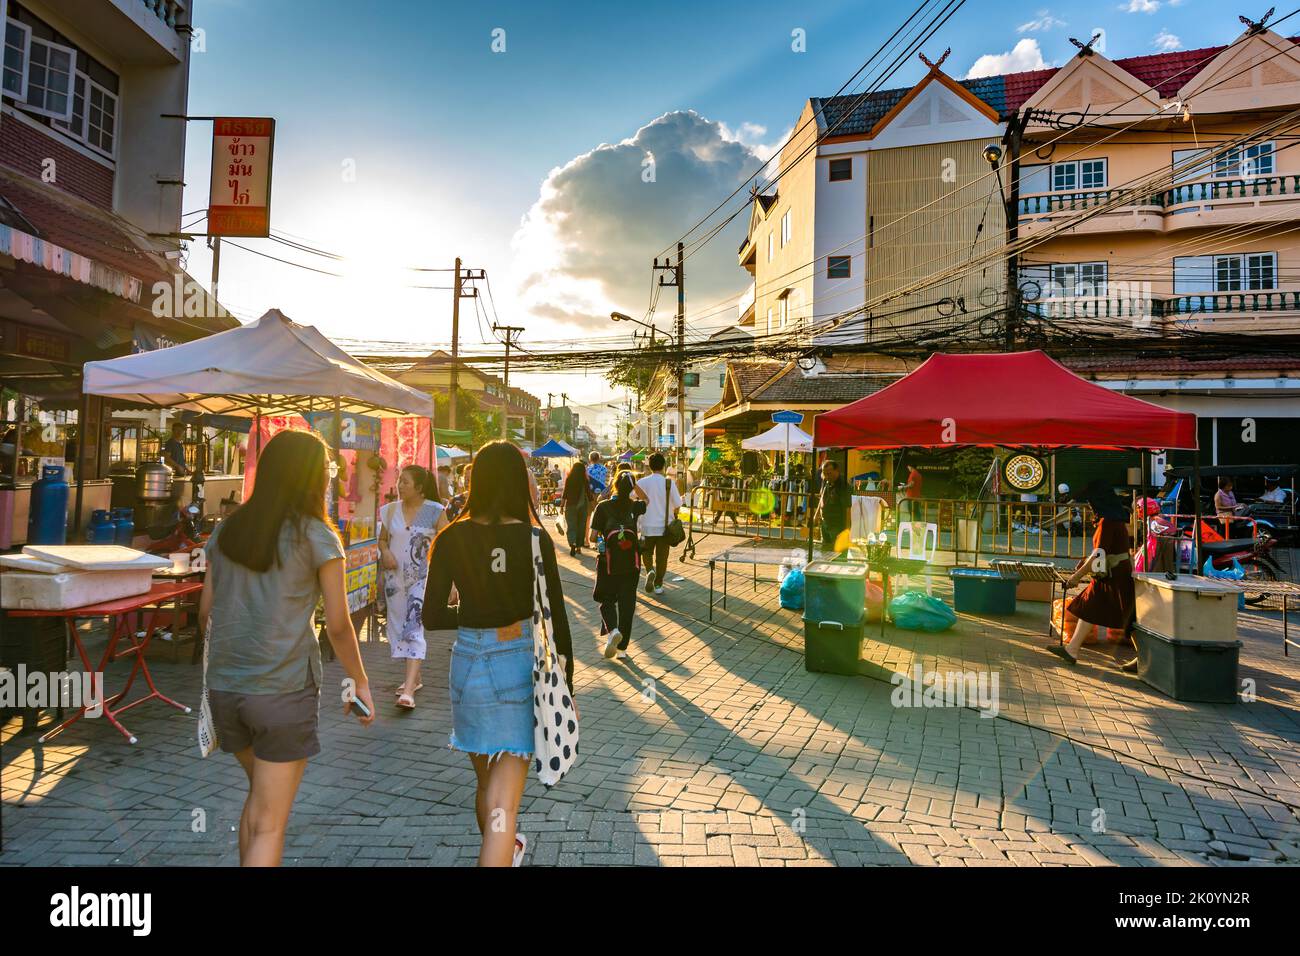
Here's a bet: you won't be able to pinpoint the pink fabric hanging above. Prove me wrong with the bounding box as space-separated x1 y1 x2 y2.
241 414 308 500
378 417 431 500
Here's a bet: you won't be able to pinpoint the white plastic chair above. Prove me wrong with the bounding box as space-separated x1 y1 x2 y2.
896 522 939 593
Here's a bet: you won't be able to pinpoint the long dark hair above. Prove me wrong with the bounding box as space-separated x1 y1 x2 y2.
563 460 587 503
218 430 337 572
454 441 536 526
400 464 440 503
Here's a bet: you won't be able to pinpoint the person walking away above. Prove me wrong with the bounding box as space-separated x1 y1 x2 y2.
436 465 454 503
561 460 591 556
636 452 683 595
586 451 608 497
379 465 447 709
423 441 575 867
446 463 471 522
1047 479 1135 667
815 460 852 553
197 429 374 867
590 471 646 660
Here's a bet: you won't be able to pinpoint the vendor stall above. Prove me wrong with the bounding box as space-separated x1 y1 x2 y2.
80 309 434 635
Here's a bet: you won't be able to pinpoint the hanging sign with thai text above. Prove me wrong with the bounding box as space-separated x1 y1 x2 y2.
208 117 275 237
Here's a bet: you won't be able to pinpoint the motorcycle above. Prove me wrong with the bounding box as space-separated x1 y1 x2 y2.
1199 529 1283 606
145 503 207 557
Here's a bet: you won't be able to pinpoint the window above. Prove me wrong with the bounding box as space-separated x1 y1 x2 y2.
3 19 30 98
1173 253 1277 292
719 373 726 387
781 210 791 247
23 34 75 120
828 157 852 182
827 255 851 279
683 372 699 388
1214 142 1273 178
766 307 773 334
85 78 116 155
778 291 790 329
1022 158 1108 193
767 232 773 263
1049 261 1107 297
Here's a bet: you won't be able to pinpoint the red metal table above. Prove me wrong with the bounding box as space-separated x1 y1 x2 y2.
8 580 202 744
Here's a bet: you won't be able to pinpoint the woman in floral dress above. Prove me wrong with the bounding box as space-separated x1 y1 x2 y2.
379 465 446 708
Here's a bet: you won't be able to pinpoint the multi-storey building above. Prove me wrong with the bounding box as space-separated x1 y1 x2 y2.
710 21 1300 469
392 349 540 443
0 0 235 530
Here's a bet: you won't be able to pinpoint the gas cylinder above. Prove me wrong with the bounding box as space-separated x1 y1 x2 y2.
27 464 69 545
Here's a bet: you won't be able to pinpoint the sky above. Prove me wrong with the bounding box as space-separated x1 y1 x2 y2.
181 0 1251 422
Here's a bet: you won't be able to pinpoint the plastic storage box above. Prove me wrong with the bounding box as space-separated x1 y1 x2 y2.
1134 624 1241 703
803 561 868 626
803 613 865 675
1 566 153 610
949 567 1019 615
1134 573 1238 643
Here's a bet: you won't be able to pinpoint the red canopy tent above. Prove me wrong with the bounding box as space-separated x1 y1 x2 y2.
814 351 1197 450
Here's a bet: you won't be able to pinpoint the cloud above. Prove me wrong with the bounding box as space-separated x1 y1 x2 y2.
511 110 776 332
1123 0 1159 13
1153 29 1181 51
965 38 1051 78
1018 10 1066 32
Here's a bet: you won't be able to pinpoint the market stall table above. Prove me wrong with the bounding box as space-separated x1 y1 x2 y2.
708 541 855 620
8 580 202 744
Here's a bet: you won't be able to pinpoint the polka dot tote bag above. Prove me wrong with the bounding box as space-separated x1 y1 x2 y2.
530 527 579 787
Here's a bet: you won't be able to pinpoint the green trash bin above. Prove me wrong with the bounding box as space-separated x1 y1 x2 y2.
1134 624 1242 704
803 613 865 675
803 561 868 625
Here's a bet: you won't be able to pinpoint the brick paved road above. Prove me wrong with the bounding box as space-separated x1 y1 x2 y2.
3 535 1299 866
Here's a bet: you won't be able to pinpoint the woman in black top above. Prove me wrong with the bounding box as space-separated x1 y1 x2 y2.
589 471 647 661
423 441 573 867
561 460 592 556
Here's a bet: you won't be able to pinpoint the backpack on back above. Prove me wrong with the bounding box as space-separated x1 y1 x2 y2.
601 506 641 576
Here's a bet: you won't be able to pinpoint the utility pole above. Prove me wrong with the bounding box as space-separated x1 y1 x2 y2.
560 392 570 443
653 241 685 471
1001 111 1030 351
209 236 222 311
448 258 484 432
494 324 524 441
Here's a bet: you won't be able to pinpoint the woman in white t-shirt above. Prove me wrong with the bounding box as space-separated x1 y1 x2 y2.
634 452 683 595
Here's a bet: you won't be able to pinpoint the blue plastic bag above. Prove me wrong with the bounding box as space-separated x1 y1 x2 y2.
779 567 805 611
1203 557 1247 609
888 590 957 631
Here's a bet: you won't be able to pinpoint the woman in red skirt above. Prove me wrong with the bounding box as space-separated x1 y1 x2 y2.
1048 479 1135 666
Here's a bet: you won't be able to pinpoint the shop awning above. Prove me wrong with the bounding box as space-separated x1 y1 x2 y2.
813 351 1198 451
82 309 433 418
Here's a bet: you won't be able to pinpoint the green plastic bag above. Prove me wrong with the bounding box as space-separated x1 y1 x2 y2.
888 590 956 632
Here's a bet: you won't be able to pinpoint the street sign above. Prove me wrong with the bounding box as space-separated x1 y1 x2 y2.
771 410 804 424
657 435 677 447
208 117 275 237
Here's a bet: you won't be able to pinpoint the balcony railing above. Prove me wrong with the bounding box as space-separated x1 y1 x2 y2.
142 0 186 30
1163 290 1300 315
1019 175 1300 221
1161 174 1300 207
1025 290 1300 323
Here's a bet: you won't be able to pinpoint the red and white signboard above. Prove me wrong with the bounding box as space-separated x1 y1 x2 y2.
208 117 275 237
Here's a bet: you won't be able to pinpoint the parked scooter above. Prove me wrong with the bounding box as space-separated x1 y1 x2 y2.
1197 527 1283 605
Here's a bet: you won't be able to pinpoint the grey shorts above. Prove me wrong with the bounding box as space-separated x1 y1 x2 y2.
208 684 321 763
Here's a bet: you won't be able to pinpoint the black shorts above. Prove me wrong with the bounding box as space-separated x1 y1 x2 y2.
208 684 321 763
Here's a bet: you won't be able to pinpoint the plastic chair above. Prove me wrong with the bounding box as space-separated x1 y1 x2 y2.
896 522 939 593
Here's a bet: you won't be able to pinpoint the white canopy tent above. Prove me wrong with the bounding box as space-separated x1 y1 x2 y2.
741 422 814 479
741 422 814 452
82 309 432 419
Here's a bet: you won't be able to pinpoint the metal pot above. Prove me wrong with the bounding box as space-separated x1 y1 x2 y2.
136 459 174 501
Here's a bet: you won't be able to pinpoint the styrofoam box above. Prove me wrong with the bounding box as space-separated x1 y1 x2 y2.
1134 573 1239 643
1 567 153 611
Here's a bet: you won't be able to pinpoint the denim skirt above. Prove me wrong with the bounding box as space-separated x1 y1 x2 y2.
448 621 535 760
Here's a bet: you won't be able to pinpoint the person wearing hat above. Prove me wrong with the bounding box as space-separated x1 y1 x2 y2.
1048 479 1135 666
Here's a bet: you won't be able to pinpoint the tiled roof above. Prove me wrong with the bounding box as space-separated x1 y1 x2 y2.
0 168 171 285
1064 354 1300 375
751 364 896 404
728 359 788 400
815 36 1300 128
